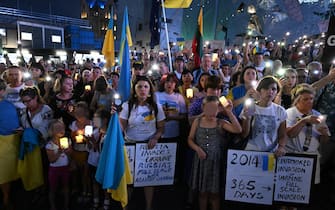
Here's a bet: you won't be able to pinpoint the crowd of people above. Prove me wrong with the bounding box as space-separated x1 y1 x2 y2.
0 37 335 210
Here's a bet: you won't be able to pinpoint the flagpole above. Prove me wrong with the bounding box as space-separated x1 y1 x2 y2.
161 0 173 72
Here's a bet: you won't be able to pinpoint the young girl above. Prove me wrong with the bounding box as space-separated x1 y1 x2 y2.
88 108 111 210
188 96 241 210
69 101 92 201
46 119 72 210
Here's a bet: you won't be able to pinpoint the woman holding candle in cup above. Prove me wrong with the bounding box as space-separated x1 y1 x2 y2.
240 76 287 157
119 76 165 210
286 84 329 185
177 70 198 109
46 119 72 210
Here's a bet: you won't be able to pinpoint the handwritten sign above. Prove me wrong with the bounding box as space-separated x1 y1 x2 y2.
226 150 316 205
274 154 316 204
134 143 177 187
125 145 135 183
225 150 275 205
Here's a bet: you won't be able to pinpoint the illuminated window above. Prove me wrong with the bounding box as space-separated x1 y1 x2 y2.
0 28 6 36
51 35 61 43
21 32 32 41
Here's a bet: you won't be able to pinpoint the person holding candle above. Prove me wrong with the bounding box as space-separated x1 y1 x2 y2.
240 76 287 157
69 101 92 202
286 84 329 184
46 119 72 210
274 68 298 109
188 96 241 210
178 70 198 109
226 66 259 119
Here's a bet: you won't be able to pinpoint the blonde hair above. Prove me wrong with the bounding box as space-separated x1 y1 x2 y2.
48 119 65 137
291 83 315 106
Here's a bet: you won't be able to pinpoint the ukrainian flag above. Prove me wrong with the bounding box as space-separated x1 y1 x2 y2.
119 6 132 102
95 113 132 208
102 8 115 68
164 0 193 8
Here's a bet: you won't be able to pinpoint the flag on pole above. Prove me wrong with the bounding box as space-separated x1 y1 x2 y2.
119 7 132 102
95 113 132 208
102 8 115 68
150 0 161 49
192 7 203 69
164 0 193 8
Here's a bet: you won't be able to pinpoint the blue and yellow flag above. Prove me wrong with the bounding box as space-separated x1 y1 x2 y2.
164 0 193 8
102 8 115 68
95 113 132 208
119 6 132 102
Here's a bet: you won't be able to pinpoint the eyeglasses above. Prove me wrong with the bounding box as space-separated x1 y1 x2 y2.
22 98 33 104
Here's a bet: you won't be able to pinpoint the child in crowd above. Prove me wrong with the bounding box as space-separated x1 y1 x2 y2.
88 108 111 210
46 119 72 210
69 101 92 201
188 96 241 210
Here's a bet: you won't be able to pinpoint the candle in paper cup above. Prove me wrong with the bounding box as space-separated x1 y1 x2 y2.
60 137 69 149
75 134 84 143
85 85 91 91
186 88 193 98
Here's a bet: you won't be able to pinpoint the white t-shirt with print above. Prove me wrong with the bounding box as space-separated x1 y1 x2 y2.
45 141 70 167
119 101 165 142
155 92 187 138
243 102 287 152
286 107 321 153
286 106 322 184
4 83 25 109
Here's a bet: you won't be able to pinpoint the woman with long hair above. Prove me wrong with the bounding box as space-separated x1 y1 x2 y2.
119 76 165 210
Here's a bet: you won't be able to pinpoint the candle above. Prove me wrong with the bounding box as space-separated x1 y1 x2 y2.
85 85 91 91
219 96 228 107
186 88 193 98
85 125 93 137
60 137 69 149
75 134 84 143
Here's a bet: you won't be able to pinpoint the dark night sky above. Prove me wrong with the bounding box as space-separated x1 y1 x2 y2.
0 0 81 18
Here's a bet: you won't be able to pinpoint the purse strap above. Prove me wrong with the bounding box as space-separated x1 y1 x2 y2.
26 108 34 129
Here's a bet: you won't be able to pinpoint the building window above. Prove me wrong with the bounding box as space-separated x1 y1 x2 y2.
0 28 6 37
51 35 61 43
21 32 32 41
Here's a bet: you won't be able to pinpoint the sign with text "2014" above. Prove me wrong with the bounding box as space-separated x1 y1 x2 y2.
225 149 316 205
